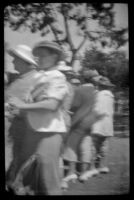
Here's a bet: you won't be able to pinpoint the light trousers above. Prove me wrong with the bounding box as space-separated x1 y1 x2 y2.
6 116 65 195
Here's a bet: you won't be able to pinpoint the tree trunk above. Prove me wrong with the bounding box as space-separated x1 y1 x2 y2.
70 53 77 68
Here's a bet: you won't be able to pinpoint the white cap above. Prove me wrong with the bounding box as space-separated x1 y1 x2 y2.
58 61 73 71
71 78 81 84
82 83 94 87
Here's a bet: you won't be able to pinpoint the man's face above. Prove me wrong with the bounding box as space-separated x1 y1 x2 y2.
12 55 30 74
34 47 59 70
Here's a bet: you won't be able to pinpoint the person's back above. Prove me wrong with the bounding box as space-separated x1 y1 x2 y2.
62 84 97 182
70 84 96 129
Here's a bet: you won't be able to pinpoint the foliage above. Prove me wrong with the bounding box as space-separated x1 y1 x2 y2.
81 48 129 89
4 3 128 67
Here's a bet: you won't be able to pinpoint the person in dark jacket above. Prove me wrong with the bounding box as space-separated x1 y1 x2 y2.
62 80 105 184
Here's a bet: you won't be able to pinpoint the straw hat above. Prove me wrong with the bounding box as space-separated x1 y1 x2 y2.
8 45 37 66
91 75 103 83
71 78 81 84
32 41 65 61
83 69 99 78
92 75 115 87
58 61 73 72
98 77 115 87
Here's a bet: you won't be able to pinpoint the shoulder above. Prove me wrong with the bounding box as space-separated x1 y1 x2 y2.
99 90 114 98
82 83 94 88
81 85 95 93
76 86 95 100
46 70 66 80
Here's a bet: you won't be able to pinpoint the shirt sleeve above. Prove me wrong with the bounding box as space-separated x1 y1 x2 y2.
47 74 69 100
32 70 69 102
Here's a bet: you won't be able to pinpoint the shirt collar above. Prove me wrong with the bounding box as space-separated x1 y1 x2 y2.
20 69 37 79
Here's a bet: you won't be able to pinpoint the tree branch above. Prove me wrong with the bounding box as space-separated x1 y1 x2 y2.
77 34 88 52
43 9 62 47
63 14 75 51
49 24 62 46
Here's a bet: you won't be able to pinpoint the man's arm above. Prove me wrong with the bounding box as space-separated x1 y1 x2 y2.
10 97 60 111
78 111 106 130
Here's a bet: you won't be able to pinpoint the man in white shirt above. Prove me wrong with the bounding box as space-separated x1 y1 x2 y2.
9 41 69 195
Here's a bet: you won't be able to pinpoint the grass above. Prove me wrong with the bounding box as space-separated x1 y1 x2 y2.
63 137 129 195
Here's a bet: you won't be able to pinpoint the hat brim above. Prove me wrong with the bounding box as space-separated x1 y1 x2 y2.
32 44 65 61
99 82 115 87
58 66 72 71
8 49 37 66
91 75 102 82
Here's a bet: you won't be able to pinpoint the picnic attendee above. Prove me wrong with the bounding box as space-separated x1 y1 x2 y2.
79 76 115 181
62 77 105 184
9 41 69 195
5 45 39 181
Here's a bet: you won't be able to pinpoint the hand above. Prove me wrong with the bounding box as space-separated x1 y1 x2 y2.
9 97 25 109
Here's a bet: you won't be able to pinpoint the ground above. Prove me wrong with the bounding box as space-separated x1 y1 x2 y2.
63 137 129 195
5 122 129 195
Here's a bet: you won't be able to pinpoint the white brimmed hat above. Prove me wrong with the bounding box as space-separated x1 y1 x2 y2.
91 75 103 83
82 83 94 87
8 45 37 66
58 61 73 71
83 69 99 78
92 75 115 87
71 78 81 84
98 76 115 87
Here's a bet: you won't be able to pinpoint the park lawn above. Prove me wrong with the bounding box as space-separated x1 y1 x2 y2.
63 137 129 195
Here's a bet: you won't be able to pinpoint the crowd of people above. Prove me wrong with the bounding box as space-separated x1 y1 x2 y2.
4 41 115 195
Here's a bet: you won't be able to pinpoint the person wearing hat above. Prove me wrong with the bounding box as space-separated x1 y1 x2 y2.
9 41 69 195
5 44 44 192
78 76 115 181
61 74 106 185
5 44 41 102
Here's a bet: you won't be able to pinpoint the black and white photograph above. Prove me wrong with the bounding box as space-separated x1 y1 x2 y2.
4 3 129 195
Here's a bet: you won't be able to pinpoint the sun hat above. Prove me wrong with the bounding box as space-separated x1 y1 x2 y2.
98 76 115 87
70 78 81 84
82 83 94 87
91 75 103 83
83 69 99 79
8 45 37 66
58 61 73 71
32 41 65 61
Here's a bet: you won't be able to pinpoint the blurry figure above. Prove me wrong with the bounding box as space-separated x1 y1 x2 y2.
62 75 105 184
57 62 75 133
5 45 38 189
9 41 69 195
79 76 115 181
5 45 38 103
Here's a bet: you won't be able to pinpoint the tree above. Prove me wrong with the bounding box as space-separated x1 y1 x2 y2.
81 48 129 89
4 3 128 68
